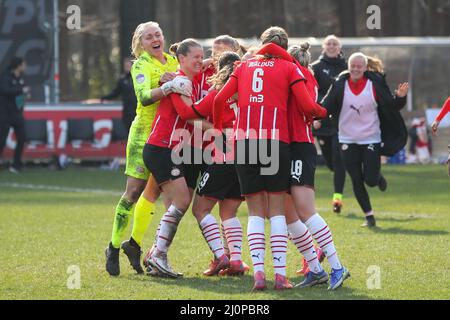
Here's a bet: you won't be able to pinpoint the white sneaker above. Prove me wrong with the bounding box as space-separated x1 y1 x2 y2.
148 250 182 278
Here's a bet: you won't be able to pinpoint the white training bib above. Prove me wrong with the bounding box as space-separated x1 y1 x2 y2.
339 79 381 145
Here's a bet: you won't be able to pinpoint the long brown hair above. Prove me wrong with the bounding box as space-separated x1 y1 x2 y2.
208 51 241 90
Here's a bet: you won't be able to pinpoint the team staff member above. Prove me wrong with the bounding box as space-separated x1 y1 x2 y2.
105 21 191 277
144 39 204 278
214 26 327 291
311 35 347 213
322 52 409 227
0 57 29 173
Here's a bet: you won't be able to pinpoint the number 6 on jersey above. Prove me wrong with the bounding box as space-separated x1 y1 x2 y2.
250 68 264 103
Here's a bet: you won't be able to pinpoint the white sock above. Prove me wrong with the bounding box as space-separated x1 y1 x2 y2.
269 215 288 277
247 216 265 274
222 217 243 261
200 214 225 259
305 213 342 270
288 220 323 273
156 206 184 253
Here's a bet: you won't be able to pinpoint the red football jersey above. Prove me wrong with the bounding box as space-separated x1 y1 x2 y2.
170 88 237 156
231 57 305 143
193 65 215 101
288 65 318 143
147 70 200 149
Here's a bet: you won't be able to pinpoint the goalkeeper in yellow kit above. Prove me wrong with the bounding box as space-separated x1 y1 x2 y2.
105 21 192 276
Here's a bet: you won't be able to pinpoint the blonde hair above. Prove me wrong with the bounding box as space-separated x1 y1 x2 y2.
131 21 161 58
288 42 312 68
260 26 289 50
322 34 342 49
348 52 368 66
367 55 384 73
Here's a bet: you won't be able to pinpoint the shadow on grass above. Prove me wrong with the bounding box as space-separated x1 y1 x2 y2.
123 273 374 300
368 227 448 236
340 214 448 236
342 213 421 223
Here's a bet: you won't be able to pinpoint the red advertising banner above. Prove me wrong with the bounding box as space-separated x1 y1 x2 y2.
2 104 127 161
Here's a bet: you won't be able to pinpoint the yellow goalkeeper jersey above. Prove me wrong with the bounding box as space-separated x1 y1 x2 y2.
131 51 178 129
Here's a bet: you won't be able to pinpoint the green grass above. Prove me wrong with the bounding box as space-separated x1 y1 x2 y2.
0 165 449 300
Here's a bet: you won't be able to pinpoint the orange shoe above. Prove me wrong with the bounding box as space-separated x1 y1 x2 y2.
252 271 267 291
332 199 343 214
274 273 293 290
296 245 325 275
296 257 310 275
218 260 249 276
203 254 230 276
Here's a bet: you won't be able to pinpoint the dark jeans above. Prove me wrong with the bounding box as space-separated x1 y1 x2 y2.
0 115 25 168
341 143 382 213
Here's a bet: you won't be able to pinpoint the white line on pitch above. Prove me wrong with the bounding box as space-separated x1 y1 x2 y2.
0 182 122 196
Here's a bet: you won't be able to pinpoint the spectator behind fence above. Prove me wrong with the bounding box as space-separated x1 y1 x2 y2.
407 117 432 164
311 35 348 214
101 57 138 133
0 57 29 173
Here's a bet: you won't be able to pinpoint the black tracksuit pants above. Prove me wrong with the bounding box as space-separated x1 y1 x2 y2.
340 143 382 213
0 115 25 168
317 133 346 195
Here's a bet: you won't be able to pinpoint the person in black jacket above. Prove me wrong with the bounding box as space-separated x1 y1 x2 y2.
311 35 348 214
0 57 29 173
101 57 137 133
321 52 409 227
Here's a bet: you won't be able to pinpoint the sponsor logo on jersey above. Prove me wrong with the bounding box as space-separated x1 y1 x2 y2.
136 166 145 174
171 168 181 177
136 74 145 84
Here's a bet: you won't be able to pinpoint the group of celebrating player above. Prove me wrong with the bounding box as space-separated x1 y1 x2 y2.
104 20 411 291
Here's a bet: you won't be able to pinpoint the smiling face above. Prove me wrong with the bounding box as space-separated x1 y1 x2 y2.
179 46 204 78
349 56 367 82
323 38 341 58
141 25 165 58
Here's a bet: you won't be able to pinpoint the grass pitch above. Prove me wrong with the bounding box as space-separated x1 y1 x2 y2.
0 164 449 300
